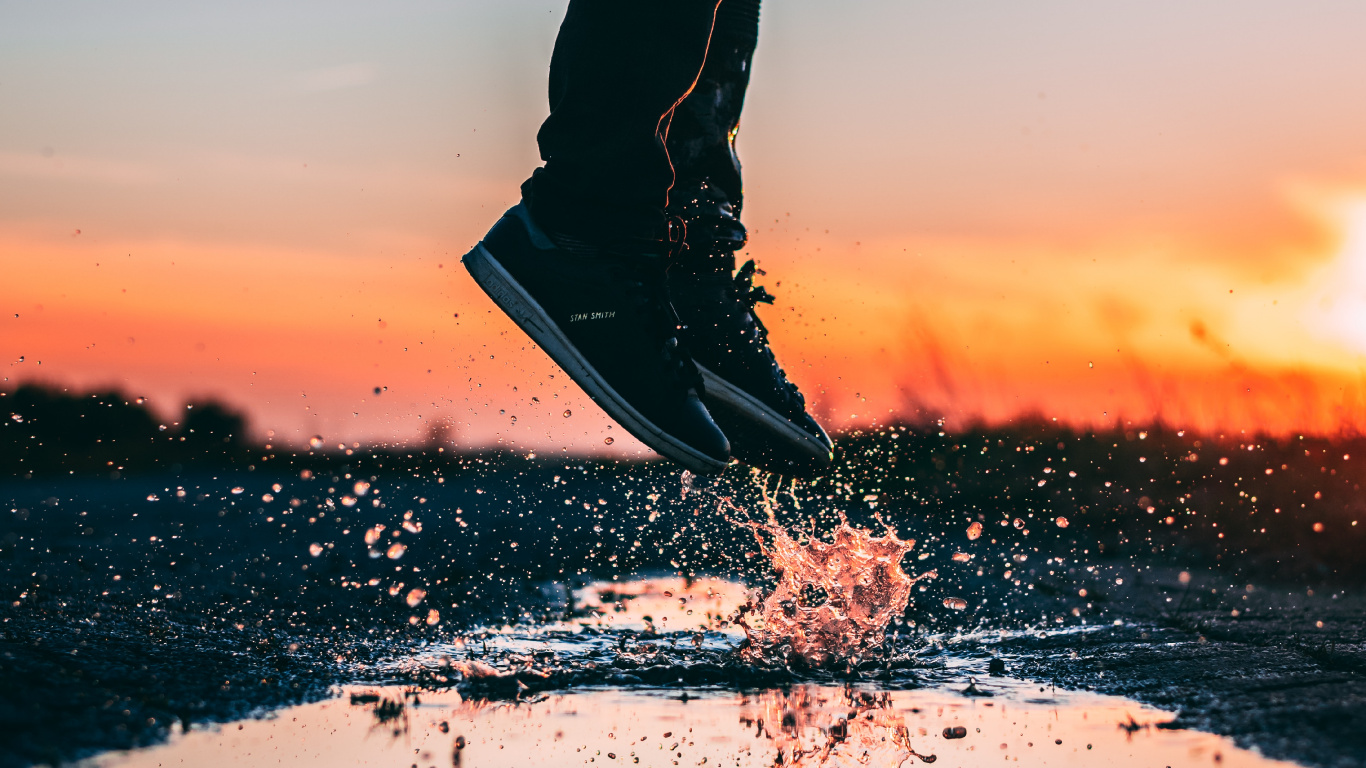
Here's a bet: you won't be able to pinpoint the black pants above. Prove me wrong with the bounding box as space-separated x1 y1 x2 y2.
520 0 761 245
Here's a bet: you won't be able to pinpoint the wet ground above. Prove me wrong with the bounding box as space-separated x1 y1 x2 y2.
3 435 1366 767
88 681 1297 768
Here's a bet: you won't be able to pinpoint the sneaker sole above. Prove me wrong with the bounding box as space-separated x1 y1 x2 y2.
463 243 729 476
697 365 834 468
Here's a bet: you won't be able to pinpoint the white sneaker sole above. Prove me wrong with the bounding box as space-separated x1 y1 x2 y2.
463 242 729 476
697 365 833 465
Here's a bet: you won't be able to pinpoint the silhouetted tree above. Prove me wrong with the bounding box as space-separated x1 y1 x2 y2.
179 401 247 457
1 384 250 475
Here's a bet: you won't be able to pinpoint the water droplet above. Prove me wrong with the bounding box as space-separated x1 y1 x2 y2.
353 481 370 496
1012 518 1025 529
563 409 572 418
951 552 973 562
1055 516 1069 528
405 588 426 607
386 543 406 559
364 525 384 545
943 726 967 739
966 522 983 540
230 487 244 495
309 435 324 449
943 597 968 610
604 436 614 445
426 609 440 625
309 543 323 557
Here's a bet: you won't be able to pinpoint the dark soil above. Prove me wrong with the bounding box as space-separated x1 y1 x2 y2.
3 422 1365 767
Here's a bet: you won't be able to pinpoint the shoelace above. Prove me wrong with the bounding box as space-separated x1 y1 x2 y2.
734 259 775 322
732 259 805 408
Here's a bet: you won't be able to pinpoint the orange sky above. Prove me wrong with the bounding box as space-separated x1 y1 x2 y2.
6 1 1366 455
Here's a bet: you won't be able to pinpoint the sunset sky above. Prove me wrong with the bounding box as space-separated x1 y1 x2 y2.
7 1 1366 456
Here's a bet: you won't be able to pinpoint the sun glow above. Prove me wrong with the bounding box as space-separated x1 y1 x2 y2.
11 4 1366 446
1305 200 1366 356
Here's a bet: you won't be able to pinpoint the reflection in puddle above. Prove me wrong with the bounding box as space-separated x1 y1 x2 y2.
573 576 749 635
85 580 1297 767
92 680 1294 768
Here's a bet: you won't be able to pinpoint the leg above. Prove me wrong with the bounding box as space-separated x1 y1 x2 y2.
664 0 836 476
465 0 733 475
666 0 762 252
522 0 723 244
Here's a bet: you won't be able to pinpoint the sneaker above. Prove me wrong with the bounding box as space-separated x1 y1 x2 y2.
462 203 730 475
668 220 834 477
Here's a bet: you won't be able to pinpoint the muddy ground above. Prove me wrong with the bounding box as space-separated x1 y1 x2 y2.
3 432 1365 767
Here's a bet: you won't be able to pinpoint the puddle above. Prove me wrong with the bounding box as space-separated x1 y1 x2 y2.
572 577 750 635
89 680 1294 768
73 578 1301 767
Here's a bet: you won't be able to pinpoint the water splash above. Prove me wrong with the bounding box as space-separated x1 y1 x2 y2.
728 498 934 668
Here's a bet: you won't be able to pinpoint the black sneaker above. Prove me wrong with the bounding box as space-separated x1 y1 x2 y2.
667 205 834 476
462 203 730 475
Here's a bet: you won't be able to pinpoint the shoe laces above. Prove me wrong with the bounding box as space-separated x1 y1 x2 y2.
731 259 806 409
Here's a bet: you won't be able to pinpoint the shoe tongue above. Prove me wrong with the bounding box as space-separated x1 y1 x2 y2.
674 211 746 274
